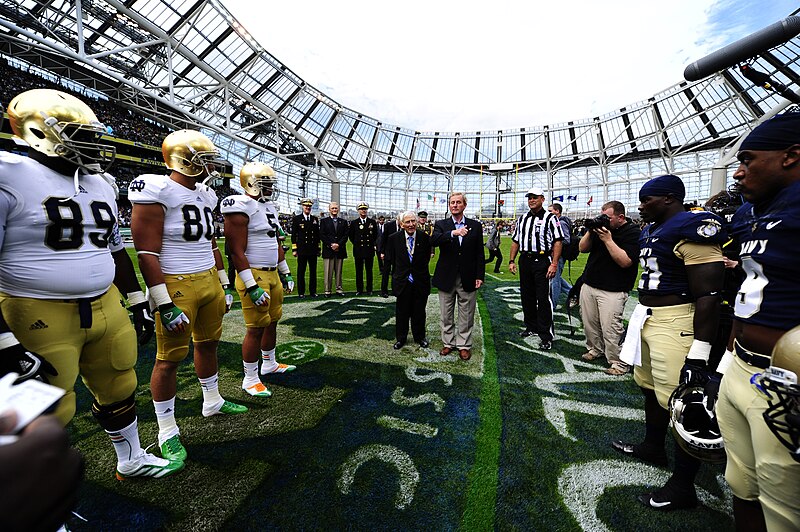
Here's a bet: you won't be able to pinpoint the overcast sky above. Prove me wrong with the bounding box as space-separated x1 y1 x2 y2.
223 0 796 133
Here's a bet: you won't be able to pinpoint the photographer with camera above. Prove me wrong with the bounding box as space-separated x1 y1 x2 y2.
577 201 640 375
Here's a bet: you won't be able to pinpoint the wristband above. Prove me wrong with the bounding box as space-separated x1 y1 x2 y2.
237 268 258 289
127 290 147 306
509 259 515 264
686 339 712 363
149 283 172 307
0 331 20 349
218 269 230 287
277 260 290 275
716 349 735 375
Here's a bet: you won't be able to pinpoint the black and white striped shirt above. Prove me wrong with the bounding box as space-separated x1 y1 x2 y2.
511 209 564 253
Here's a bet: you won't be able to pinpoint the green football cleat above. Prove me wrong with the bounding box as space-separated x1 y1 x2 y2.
202 399 248 417
115 451 184 480
160 434 188 462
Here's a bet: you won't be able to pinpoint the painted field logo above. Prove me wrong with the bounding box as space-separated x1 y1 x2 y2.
278 340 326 364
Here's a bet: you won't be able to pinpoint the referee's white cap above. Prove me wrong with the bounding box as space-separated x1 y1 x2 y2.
525 187 545 198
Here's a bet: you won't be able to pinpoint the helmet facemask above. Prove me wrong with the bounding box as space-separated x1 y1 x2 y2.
758 367 800 463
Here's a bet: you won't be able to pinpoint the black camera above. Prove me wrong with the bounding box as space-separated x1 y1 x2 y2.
584 213 611 230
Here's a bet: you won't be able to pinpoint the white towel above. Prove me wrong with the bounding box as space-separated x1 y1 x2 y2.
619 303 651 367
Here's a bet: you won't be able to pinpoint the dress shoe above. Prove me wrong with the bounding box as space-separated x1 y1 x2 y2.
393 340 406 350
367 291 373 296
298 294 305 299
519 329 534 338
356 291 364 296
336 290 345 296
439 346 454 356
538 340 552 350
310 293 318 298
418 339 430 349
381 291 389 298
459 348 471 361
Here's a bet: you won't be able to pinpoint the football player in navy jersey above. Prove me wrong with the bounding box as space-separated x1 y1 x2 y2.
0 89 182 479
712 111 800 530
130 129 248 464
612 174 726 510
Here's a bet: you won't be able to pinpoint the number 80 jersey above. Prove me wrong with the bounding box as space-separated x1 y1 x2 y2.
129 174 218 275
0 153 120 298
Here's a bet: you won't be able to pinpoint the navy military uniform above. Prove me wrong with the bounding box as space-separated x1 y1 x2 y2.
291 199 321 297
348 202 378 294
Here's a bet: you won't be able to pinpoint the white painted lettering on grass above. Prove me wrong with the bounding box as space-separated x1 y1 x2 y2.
391 387 445 412
377 415 439 438
559 460 732 530
542 397 645 441
338 444 420 510
405 366 453 387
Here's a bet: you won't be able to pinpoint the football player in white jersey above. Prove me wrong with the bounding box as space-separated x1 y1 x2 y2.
222 162 296 398
0 89 182 479
129 129 247 463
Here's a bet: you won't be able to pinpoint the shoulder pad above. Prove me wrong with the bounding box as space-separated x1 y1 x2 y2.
220 194 256 216
678 211 727 244
128 174 169 204
197 183 218 206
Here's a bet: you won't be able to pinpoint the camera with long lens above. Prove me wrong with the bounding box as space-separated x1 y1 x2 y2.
583 213 611 230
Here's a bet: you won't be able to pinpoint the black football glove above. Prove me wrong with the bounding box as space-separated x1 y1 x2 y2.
679 358 708 387
0 341 58 385
704 372 722 412
130 301 155 345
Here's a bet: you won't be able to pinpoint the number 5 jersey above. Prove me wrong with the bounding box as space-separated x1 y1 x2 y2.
128 174 218 274
0 152 121 298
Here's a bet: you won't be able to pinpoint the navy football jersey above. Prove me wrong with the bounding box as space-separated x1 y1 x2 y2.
638 211 727 298
731 181 800 330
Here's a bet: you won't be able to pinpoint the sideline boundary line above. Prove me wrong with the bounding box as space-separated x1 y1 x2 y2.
460 295 501 531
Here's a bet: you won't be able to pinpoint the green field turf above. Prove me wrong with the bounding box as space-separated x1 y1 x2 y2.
64 236 733 530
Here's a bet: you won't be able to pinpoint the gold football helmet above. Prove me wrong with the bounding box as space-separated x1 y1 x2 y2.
240 161 279 201
759 326 800 463
8 89 115 172
162 129 224 178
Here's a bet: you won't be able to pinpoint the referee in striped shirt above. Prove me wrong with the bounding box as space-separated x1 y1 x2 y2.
508 187 564 350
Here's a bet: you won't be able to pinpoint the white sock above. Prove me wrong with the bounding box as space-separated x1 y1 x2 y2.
260 348 278 374
199 374 224 410
243 361 260 383
153 397 180 445
106 419 143 463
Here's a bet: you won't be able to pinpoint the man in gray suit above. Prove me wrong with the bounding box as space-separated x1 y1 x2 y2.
431 192 485 360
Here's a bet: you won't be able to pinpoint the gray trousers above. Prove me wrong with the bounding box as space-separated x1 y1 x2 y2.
438 275 477 349
323 258 344 293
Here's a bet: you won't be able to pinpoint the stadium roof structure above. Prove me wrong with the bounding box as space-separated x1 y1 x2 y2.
1 1 799 216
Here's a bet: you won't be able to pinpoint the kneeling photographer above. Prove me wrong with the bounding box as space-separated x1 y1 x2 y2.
577 201 640 375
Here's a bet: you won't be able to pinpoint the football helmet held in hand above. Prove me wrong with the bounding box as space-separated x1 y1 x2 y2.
759 325 800 463
8 89 115 172
669 381 726 463
240 161 279 201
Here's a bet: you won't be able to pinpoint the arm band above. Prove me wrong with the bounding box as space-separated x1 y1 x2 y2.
237 268 258 290
149 283 172 307
126 290 147 306
136 250 160 257
686 339 712 363
278 260 290 275
716 349 735 375
218 269 230 287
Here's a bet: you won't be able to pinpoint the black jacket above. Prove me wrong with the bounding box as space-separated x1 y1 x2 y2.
386 230 432 296
430 216 485 292
320 216 349 259
291 214 321 256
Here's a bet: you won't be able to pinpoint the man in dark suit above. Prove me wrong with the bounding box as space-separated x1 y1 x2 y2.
386 211 431 350
379 214 399 298
348 202 378 295
319 202 348 296
376 215 386 273
291 198 321 298
431 192 485 360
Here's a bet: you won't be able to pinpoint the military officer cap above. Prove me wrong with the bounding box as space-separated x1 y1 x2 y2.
417 211 428 218
357 202 369 210
300 198 313 207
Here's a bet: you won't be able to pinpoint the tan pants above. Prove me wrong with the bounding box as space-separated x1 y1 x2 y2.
579 283 628 367
323 258 343 294
438 275 477 349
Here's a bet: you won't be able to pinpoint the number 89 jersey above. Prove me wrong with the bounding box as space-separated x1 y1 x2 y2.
220 194 280 268
0 152 119 298
731 181 800 330
129 174 217 274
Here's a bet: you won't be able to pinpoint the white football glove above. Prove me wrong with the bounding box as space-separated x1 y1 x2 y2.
158 304 190 332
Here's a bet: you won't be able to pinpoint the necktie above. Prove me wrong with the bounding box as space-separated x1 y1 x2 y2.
407 235 414 283
455 220 465 245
